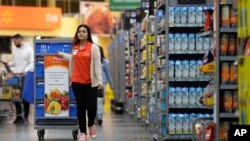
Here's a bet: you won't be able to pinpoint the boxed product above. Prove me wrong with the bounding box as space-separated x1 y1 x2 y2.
196 60 203 79
196 6 204 25
169 60 175 78
189 87 197 105
181 34 188 51
176 113 184 134
188 7 196 24
182 87 189 106
175 60 182 78
190 113 197 134
196 35 203 52
183 113 190 134
182 60 190 78
176 87 183 106
169 33 175 52
169 113 177 134
175 33 181 51
188 34 196 52
203 37 210 52
181 6 188 24
169 87 176 105
169 6 175 26
189 60 197 79
196 87 203 106
175 7 181 25
223 91 233 113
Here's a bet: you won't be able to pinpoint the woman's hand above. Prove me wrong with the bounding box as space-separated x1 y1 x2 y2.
97 84 103 89
58 51 64 57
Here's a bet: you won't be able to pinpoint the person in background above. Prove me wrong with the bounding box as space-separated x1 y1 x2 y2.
96 46 113 126
7 33 34 124
58 24 103 141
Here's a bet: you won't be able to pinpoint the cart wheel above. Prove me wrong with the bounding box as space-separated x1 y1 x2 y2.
72 129 78 140
37 129 45 140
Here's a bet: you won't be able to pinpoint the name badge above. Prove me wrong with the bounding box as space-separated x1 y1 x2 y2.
73 50 78 55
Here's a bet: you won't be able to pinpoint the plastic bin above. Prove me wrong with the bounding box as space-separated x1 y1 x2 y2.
36 85 44 99
36 64 44 78
36 104 44 117
69 87 75 100
70 104 77 117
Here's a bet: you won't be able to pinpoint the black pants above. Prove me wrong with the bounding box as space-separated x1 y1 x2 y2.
72 83 98 134
15 99 30 119
15 76 30 119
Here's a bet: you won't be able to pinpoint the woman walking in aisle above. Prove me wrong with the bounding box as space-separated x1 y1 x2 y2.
96 46 113 126
58 24 103 141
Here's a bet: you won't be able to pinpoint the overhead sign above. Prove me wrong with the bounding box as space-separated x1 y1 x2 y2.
109 0 141 11
0 6 61 30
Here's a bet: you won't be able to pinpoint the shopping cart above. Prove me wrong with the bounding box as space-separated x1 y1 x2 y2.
0 71 26 124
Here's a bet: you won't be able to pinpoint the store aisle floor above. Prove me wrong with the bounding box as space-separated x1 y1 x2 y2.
0 104 151 141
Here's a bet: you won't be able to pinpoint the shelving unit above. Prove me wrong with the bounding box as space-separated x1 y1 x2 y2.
214 0 239 140
158 0 214 141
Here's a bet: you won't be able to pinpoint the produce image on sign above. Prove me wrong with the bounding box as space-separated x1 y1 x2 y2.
44 55 69 117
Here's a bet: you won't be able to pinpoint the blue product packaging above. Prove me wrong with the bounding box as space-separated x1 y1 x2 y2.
175 6 181 25
175 87 182 106
169 33 175 52
175 60 182 78
196 60 203 79
182 60 189 78
188 7 196 25
203 37 210 52
182 87 189 106
188 34 196 52
196 87 203 106
169 6 175 26
169 113 176 134
181 33 188 52
196 34 203 52
189 60 197 79
181 6 188 25
176 113 184 134
196 6 203 25
169 87 176 106
190 113 197 133
175 33 181 51
183 113 190 134
189 87 196 105
169 60 175 78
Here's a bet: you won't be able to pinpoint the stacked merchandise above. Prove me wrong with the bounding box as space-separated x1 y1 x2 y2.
160 0 214 140
215 0 239 140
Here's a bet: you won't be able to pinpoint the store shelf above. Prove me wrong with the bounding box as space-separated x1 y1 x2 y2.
199 30 214 37
220 27 237 33
157 55 166 59
220 56 236 61
162 135 192 141
169 25 203 33
220 84 238 90
126 85 132 88
169 105 213 110
169 51 207 55
220 113 239 119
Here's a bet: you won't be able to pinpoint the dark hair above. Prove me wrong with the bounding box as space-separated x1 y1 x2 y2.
98 46 105 63
72 24 93 47
12 34 23 39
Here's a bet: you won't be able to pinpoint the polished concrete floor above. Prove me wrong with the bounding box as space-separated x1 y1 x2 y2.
0 103 151 141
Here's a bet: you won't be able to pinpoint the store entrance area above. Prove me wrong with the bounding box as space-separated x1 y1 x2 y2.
0 102 150 141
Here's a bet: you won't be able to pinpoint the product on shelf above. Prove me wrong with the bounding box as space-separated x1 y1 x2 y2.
233 91 238 112
221 62 230 84
203 7 214 31
200 82 214 106
223 91 233 113
229 62 237 84
221 5 230 27
220 34 229 55
228 34 236 55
